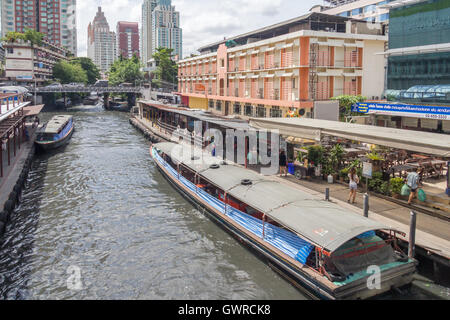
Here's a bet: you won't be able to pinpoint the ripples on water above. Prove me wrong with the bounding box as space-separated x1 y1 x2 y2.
0 105 306 300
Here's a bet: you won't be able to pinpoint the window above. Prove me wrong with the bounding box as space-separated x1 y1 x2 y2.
256 105 266 118
351 8 362 16
233 103 241 115
245 104 253 116
270 106 282 118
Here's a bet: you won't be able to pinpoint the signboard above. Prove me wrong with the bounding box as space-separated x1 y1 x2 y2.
194 83 205 92
362 162 373 179
352 102 450 120
16 75 33 80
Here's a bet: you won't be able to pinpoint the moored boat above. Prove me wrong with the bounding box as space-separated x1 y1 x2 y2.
35 115 74 151
150 142 416 300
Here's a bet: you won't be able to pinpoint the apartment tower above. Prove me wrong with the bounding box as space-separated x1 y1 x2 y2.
117 21 140 59
0 0 77 55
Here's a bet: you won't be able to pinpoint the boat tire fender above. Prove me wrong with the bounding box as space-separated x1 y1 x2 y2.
13 184 21 194
328 273 347 283
209 164 220 169
241 179 252 186
9 192 17 204
4 200 14 213
0 211 8 223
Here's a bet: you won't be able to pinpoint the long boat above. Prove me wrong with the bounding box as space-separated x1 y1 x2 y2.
150 142 416 300
35 115 74 151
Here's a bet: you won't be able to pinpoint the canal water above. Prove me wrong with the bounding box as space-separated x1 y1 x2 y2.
0 105 308 299
0 105 436 300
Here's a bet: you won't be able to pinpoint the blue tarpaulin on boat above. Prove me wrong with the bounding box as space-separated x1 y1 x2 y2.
154 149 314 264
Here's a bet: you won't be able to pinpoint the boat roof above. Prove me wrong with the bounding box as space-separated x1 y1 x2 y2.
44 115 72 134
154 142 395 253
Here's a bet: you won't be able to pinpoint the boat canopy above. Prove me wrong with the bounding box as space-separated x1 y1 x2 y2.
44 115 72 134
154 142 395 253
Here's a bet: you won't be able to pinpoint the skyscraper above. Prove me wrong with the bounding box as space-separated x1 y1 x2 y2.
141 0 158 65
87 7 116 74
141 0 181 65
152 1 182 60
116 21 140 59
0 0 77 55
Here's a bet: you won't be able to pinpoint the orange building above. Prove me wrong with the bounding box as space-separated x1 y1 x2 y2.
177 12 387 118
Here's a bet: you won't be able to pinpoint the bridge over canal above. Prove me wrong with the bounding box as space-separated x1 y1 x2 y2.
29 86 142 108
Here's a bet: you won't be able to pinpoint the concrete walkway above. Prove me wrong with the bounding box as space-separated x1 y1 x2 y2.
270 174 450 262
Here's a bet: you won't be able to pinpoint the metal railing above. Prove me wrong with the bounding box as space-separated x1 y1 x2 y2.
31 85 142 93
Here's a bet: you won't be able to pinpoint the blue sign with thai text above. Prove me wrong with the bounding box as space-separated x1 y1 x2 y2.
352 102 450 120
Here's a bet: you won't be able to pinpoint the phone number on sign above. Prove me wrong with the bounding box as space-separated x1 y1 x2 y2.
424 114 448 120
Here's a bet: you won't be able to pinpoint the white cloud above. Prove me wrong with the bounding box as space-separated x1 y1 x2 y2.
76 0 322 58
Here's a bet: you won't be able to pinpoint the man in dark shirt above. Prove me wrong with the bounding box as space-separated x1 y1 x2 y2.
279 150 287 177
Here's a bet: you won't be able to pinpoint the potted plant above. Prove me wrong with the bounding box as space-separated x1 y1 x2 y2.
366 150 385 172
339 168 349 182
389 177 404 199
307 145 324 178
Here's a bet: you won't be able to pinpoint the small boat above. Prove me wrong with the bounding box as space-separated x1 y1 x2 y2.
150 142 416 300
83 95 99 105
55 98 72 108
35 115 74 151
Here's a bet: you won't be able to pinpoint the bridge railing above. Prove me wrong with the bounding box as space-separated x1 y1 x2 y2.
31 86 142 93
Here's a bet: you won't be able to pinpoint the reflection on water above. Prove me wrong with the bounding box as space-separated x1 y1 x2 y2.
0 105 306 300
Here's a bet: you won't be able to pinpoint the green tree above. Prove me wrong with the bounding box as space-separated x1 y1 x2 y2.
1 31 26 43
70 57 100 84
108 54 143 86
52 60 88 84
23 28 44 46
152 47 177 88
331 95 366 121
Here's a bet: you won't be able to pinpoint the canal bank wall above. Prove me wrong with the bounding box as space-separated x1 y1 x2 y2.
0 141 35 239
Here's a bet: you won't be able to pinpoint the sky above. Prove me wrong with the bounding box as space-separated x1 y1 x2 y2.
77 0 323 58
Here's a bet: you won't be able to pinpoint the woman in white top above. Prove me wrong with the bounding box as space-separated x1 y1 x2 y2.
347 167 360 204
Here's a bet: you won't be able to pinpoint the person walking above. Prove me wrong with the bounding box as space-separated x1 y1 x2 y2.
347 167 359 204
279 150 287 177
406 168 422 205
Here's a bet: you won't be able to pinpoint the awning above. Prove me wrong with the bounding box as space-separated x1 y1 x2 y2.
23 104 44 116
249 117 450 157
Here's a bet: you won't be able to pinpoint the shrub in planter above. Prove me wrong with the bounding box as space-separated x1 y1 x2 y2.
380 181 391 196
389 177 404 198
368 171 384 192
340 168 349 182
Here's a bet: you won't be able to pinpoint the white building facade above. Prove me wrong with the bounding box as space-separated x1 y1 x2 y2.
311 0 394 23
87 7 116 74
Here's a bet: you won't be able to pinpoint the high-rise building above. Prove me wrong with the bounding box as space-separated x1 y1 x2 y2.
141 0 182 65
87 7 116 74
0 0 77 55
152 2 182 60
116 21 140 59
141 0 158 65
